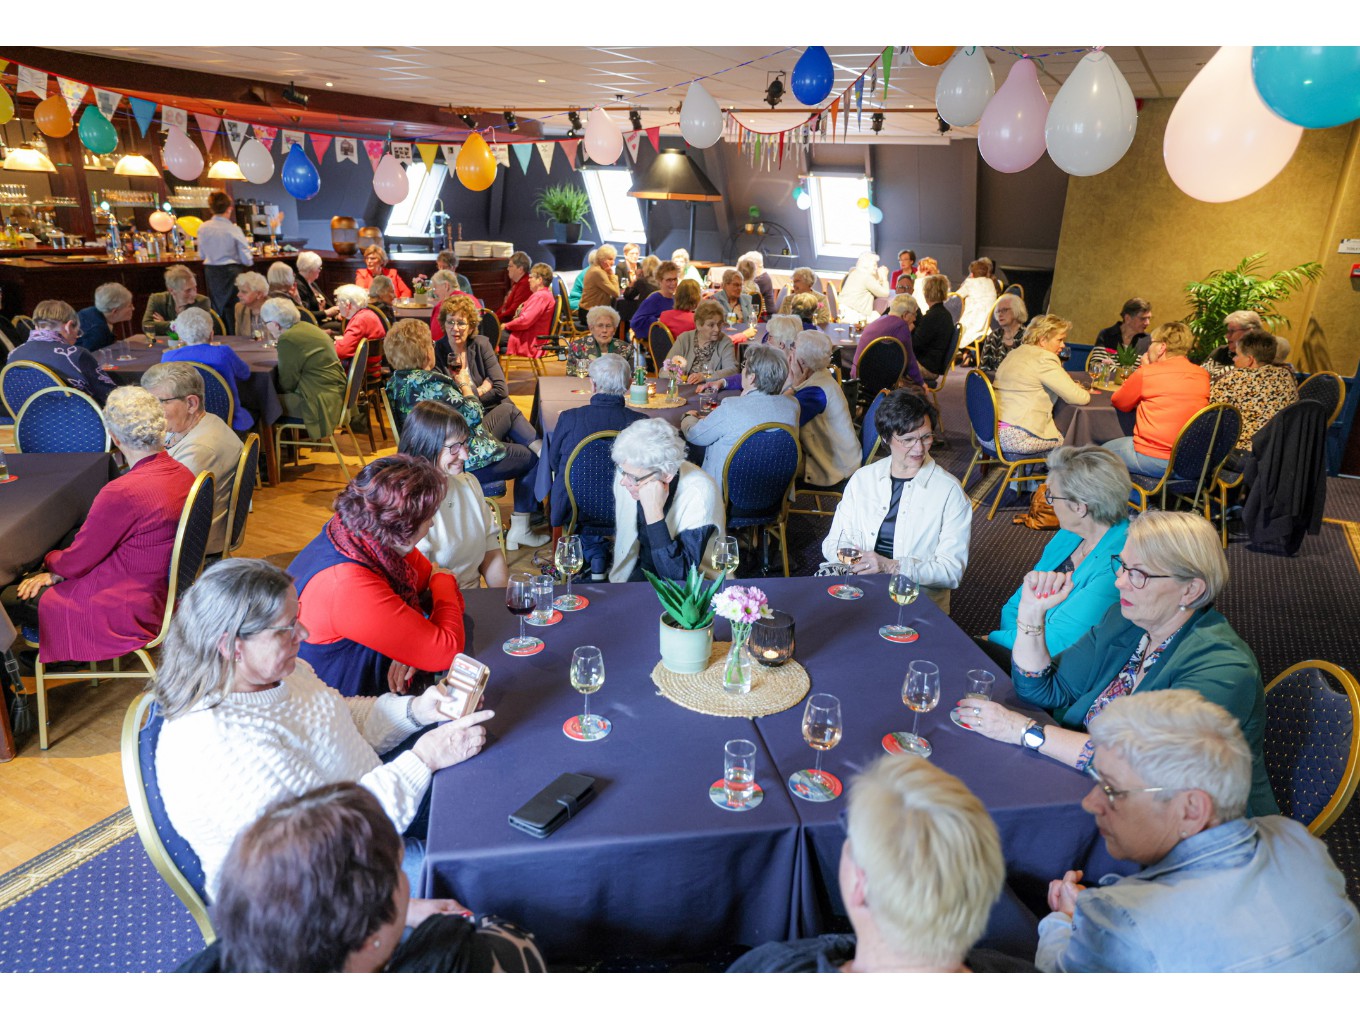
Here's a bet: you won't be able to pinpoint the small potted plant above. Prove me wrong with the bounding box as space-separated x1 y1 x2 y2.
534 183 591 244
646 566 725 674
411 273 430 299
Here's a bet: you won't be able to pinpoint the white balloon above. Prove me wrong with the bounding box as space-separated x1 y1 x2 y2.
372 154 410 205
162 126 204 180
680 81 724 148
583 107 624 164
795 192 812 210
1046 50 1138 176
1164 46 1303 203
238 138 275 185
936 46 995 127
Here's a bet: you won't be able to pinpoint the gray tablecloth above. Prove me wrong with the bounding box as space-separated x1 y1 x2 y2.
1055 376 1135 447
106 334 283 427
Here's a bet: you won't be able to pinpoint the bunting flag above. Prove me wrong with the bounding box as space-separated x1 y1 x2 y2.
534 141 555 173
162 106 188 133
16 65 47 98
511 143 533 174
56 77 87 116
93 88 122 120
362 139 385 171
558 138 580 169
281 130 304 154
194 113 222 154
854 79 865 129
224 120 249 155
310 133 333 161
336 137 359 164
491 143 510 168
777 131 785 169
252 124 278 150
391 141 412 165
416 142 439 167
623 130 641 162
644 126 661 153
129 97 158 137
881 46 893 101
829 97 839 141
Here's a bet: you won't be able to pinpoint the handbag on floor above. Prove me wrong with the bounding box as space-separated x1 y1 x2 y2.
1011 483 1059 530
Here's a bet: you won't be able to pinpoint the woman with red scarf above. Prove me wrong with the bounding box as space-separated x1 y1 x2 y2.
289 456 465 698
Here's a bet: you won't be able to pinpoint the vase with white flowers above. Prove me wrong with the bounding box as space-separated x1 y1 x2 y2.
712 585 773 695
662 355 687 399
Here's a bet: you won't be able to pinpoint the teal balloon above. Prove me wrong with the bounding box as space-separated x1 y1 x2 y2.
1252 46 1360 129
77 105 118 154
792 46 835 106
281 143 321 201
867 205 884 224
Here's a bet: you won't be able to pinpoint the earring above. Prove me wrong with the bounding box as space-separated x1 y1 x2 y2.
1179 831 1188 839
372 938 381 949
1177 604 1188 611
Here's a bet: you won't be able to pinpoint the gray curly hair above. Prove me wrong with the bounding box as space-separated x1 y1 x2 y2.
102 385 166 453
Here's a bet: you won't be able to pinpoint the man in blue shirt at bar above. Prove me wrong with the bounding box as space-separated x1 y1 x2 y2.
195 191 253 326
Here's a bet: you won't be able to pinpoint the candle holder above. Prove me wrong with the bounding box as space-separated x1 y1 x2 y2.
748 610 795 667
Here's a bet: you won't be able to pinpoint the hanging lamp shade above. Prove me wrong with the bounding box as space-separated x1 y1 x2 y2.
114 152 160 177
627 148 722 202
208 158 247 180
3 145 56 172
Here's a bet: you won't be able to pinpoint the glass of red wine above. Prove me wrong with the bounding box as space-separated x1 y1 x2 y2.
503 572 543 655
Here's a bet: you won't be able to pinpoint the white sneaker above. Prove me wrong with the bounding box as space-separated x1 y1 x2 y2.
506 512 549 550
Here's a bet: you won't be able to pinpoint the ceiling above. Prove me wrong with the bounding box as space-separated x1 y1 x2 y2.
63 46 1222 144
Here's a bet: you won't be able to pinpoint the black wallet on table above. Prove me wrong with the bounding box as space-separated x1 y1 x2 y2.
508 772 597 838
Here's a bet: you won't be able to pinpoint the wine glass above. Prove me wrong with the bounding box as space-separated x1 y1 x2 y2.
887 660 940 758
553 535 585 611
832 528 865 598
502 572 543 654
789 693 843 802
880 569 919 642
712 535 739 587
566 645 610 741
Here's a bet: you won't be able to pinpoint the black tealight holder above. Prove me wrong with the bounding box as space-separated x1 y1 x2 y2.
749 610 795 666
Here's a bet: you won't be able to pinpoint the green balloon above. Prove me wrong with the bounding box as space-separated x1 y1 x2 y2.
748 204 761 219
78 106 119 154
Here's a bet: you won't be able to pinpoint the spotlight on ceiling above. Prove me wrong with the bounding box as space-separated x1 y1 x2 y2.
764 72 786 109
936 114 951 135
459 113 478 130
629 108 643 132
504 110 518 132
567 109 583 135
871 112 885 135
282 81 310 107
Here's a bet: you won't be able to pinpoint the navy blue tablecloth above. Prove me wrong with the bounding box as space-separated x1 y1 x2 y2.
108 334 283 427
0 452 116 587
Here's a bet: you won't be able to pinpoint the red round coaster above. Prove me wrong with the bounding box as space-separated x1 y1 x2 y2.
526 610 564 627
827 584 863 600
502 637 545 656
0 475 18 484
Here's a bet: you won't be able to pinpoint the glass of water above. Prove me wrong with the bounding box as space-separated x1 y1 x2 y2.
530 574 554 625
723 739 757 809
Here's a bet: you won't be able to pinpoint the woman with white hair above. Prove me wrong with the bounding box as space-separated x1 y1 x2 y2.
978 293 1029 373
680 344 798 484
158 306 254 431
963 510 1276 818
578 244 621 324
77 282 133 352
1 387 195 667
787 330 861 488
609 418 723 582
266 261 299 304
777 267 832 326
584 304 633 361
670 247 703 285
232 271 270 337
262 297 346 441
992 313 1092 456
334 282 386 365
851 293 924 385
143 264 212 337
356 245 411 300
1037 690 1360 972
7 299 116 404
1205 309 1266 379
837 252 891 323
293 251 333 319
740 250 776 319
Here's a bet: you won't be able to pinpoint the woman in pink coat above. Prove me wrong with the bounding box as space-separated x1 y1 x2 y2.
503 263 557 359
7 386 194 662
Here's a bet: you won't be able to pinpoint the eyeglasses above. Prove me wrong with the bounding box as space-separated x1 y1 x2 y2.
891 431 933 450
445 319 470 331
250 618 304 638
1043 489 1081 506
1110 555 1176 590
617 468 658 486
443 440 469 455
1085 764 1169 806
156 396 187 406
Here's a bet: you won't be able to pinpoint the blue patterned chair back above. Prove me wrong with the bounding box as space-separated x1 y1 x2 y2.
1166 404 1238 495
649 322 674 366
15 387 110 454
944 293 963 324
1 360 66 417
965 369 999 452
225 434 261 556
173 473 217 604
862 389 889 464
1298 371 1345 427
723 424 800 528
1264 661 1360 836
857 338 906 401
565 430 619 534
477 308 499 346
182 361 235 425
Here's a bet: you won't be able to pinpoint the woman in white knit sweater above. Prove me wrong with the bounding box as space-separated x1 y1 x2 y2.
154 558 493 899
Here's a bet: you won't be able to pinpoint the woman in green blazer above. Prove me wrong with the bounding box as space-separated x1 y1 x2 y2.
143 264 212 336
262 298 345 440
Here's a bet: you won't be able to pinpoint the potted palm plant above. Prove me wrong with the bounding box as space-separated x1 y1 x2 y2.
534 183 591 244
646 566 725 674
1183 252 1323 363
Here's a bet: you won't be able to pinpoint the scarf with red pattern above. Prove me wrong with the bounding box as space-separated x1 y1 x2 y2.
325 514 421 611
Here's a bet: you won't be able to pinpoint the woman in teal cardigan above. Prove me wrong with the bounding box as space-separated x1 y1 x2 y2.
963 510 1277 819
985 447 1131 664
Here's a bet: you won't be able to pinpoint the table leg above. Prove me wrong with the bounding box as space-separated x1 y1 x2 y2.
261 424 280 487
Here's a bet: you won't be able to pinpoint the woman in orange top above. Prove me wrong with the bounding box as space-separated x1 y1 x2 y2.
1104 322 1210 476
355 245 412 300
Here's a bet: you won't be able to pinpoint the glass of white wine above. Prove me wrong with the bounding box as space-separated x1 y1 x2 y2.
789 693 844 802
886 660 940 758
880 569 919 641
566 645 610 741
553 535 585 611
951 669 995 728
833 528 865 599
712 535 739 587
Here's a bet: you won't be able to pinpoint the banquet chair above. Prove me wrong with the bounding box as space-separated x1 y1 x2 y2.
298 306 320 327
923 323 965 441
367 304 392 331
11 314 35 342
822 279 840 320
219 433 260 559
563 430 620 538
1298 370 1345 427
1127 403 1240 514
1264 660 1360 836
961 369 1050 520
484 496 507 564
1004 283 1024 300
180 361 236 427
855 337 906 411
122 693 215 945
862 388 890 465
721 424 801 577
14 387 110 454
359 336 389 448
1 360 66 421
276 338 368 481
648 322 675 370
944 292 963 325
380 387 401 446
207 309 228 337
477 308 500 346
27 471 215 750
0 319 15 354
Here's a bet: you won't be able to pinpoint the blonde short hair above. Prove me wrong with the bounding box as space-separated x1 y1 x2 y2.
1127 510 1228 608
596 244 617 265
1151 321 1195 357
362 245 387 265
384 318 434 371
32 299 77 327
103 385 166 453
922 274 951 305
529 263 553 286
1046 446 1131 526
1023 313 1072 347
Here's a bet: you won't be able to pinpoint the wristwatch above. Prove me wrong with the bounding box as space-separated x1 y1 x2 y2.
1021 721 1047 750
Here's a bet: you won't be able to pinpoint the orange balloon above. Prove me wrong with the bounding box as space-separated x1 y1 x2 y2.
455 133 497 191
34 94 73 137
913 47 957 67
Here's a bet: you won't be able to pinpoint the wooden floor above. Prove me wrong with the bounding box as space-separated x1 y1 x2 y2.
0 364 552 873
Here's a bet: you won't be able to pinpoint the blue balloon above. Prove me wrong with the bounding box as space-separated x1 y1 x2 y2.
1252 46 1360 129
282 144 321 201
867 205 884 225
791 46 835 106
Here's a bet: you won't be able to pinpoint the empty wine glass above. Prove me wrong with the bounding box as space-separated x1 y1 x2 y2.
880 569 919 641
789 693 843 802
553 535 585 611
502 572 542 654
886 660 940 758
832 528 865 599
712 535 739 587
566 645 610 741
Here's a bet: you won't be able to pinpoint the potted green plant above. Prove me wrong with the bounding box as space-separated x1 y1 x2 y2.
1183 252 1323 363
534 183 591 244
646 566 725 674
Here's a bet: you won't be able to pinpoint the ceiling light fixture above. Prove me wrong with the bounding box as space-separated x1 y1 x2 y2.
208 158 247 180
871 112 885 135
504 110 518 132
325 81 334 87
113 153 159 177
459 113 478 129
629 108 643 132
2 120 57 173
936 114 951 135
764 72 786 109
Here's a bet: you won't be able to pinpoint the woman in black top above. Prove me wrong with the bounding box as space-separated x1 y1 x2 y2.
439 294 540 447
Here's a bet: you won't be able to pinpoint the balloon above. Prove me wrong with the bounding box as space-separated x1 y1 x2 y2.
77 105 118 154
372 154 410 205
792 46 835 106
282 143 321 201
679 81 723 148
1252 46 1360 129
977 58 1050 173
913 47 956 67
856 197 870 209
34 94 73 137
455 133 497 191
867 205 884 224
795 192 812 210
792 186 805 199
936 46 995 127
1164 47 1303 203
583 106 623 164
0 85 13 125
1045 50 1138 176
162 126 204 180
148 210 175 232
175 215 203 238
238 138 275 184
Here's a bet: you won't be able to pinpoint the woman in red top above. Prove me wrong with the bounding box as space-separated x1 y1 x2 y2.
497 252 534 324
504 263 557 359
289 455 465 698
1104 322 1211 477
659 279 700 338
355 245 412 300
334 283 386 380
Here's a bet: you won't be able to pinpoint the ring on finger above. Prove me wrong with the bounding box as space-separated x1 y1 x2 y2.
973 706 981 717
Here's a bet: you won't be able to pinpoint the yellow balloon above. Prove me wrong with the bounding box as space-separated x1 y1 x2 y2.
856 197 871 209
913 46 957 67
455 133 497 191
0 86 14 126
176 215 203 238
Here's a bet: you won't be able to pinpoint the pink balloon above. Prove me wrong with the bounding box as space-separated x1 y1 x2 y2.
148 210 175 232
162 126 204 180
372 154 410 205
977 58 1050 173
1164 46 1303 203
583 107 623 164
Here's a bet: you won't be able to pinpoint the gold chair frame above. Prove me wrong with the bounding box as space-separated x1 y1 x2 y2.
380 386 402 446
14 386 110 453
1265 660 1360 836
0 360 67 417
960 369 1051 520
207 309 228 337
720 423 802 578
1127 403 1235 514
275 339 368 481
220 432 260 558
179 361 237 430
1299 370 1346 428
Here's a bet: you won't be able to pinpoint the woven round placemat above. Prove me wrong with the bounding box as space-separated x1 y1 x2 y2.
652 641 810 718
626 392 688 410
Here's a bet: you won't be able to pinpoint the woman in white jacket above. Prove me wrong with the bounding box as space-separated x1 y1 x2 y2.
822 389 972 613
838 252 892 323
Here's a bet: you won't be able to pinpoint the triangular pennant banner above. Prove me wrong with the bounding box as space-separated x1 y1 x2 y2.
440 144 461 166
535 141 555 174
363 139 385 172
310 133 334 161
194 113 222 154
854 79 865 130
336 138 359 164
558 138 580 169
416 142 439 167
162 106 188 134
93 88 122 120
511 143 533 174
252 124 278 151
623 130 641 162
491 143 510 168
391 141 413 165
16 65 47 98
56 77 88 117
830 97 840 141
280 130 304 155
129 97 158 137
882 47 893 101
644 126 661 152
224 120 249 155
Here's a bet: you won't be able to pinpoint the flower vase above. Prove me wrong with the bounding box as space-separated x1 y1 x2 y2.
723 624 752 695
667 376 679 401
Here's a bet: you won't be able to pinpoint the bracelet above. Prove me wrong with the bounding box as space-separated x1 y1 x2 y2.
1075 740 1096 773
405 696 420 727
1016 619 1045 637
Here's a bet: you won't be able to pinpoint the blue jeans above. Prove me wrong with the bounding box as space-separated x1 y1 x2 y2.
381 726 434 895
1103 436 1169 477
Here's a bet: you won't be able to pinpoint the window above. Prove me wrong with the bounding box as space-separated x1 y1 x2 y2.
385 162 448 237
806 174 871 259
581 168 646 246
